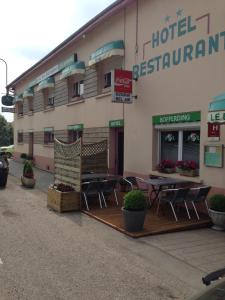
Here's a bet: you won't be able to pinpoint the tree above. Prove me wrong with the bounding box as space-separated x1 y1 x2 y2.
0 115 13 146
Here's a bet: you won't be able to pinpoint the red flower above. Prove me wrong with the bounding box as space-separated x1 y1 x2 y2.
176 160 198 170
157 160 175 171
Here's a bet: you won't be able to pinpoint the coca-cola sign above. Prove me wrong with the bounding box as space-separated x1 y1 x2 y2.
112 69 133 103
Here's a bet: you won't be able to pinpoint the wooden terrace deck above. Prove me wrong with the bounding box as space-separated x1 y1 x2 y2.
82 193 212 238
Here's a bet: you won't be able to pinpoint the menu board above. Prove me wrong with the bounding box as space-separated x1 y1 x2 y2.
204 145 224 168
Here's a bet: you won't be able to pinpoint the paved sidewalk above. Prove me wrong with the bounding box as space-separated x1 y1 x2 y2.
9 159 54 192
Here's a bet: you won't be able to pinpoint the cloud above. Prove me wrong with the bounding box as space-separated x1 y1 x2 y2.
0 0 115 121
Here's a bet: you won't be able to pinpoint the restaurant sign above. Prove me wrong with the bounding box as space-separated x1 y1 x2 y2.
109 119 124 128
208 111 225 123
112 69 133 104
153 111 201 125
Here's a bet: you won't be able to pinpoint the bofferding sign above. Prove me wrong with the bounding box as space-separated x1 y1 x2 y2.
112 69 133 103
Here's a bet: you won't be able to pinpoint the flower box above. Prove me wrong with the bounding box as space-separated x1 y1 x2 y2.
47 187 80 213
157 160 175 174
179 169 198 177
160 168 175 174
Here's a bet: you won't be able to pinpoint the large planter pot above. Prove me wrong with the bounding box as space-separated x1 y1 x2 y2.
208 209 225 231
47 187 80 213
21 176 35 188
122 207 146 232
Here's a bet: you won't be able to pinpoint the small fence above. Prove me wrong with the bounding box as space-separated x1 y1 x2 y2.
54 138 108 192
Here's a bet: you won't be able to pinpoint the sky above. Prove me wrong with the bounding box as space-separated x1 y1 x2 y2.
0 0 115 122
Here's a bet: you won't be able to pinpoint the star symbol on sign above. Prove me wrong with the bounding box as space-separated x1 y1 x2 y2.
176 8 183 17
165 15 171 23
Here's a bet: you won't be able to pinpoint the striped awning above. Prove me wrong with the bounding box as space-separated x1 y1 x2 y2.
14 94 23 103
23 87 34 99
208 93 225 111
37 77 55 91
88 40 124 67
60 61 85 80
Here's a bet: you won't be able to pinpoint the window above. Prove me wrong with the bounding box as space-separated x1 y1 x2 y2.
159 129 200 166
17 103 23 116
43 89 55 109
96 56 123 94
28 99 34 112
161 131 178 162
68 130 83 143
72 80 84 98
44 128 54 144
17 132 23 143
104 72 111 88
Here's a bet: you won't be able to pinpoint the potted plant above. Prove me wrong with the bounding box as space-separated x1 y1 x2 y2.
21 160 35 188
208 194 225 230
47 183 80 213
176 160 198 177
157 160 175 173
122 190 147 232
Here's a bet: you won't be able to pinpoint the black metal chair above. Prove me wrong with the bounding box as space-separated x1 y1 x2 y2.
124 176 151 207
81 181 102 210
123 176 138 190
157 187 191 221
186 186 211 220
100 179 119 207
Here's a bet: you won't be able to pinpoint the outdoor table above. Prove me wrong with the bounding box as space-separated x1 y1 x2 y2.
81 173 118 182
145 177 189 205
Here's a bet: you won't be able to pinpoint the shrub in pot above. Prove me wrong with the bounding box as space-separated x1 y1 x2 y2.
122 190 146 232
21 160 35 188
208 194 225 230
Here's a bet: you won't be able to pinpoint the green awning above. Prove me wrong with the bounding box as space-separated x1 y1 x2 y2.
37 77 55 91
60 61 85 80
67 124 84 131
208 93 225 111
88 40 124 67
14 94 23 103
44 127 54 132
23 87 34 99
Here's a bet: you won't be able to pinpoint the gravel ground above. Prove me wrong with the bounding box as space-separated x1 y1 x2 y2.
0 175 207 300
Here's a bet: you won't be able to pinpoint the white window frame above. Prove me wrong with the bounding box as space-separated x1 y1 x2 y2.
43 89 55 109
72 80 84 98
156 122 200 164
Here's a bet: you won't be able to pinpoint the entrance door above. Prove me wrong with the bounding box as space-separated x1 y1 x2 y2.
29 132 34 157
109 127 124 175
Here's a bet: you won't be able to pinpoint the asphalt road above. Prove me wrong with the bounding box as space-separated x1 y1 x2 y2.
0 175 211 300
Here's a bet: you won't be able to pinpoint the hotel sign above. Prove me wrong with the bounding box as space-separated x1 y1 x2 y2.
112 69 133 104
67 124 84 130
153 111 201 125
208 111 225 123
109 119 124 128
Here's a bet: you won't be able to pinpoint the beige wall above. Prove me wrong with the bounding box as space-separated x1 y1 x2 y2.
124 0 225 188
13 0 225 189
